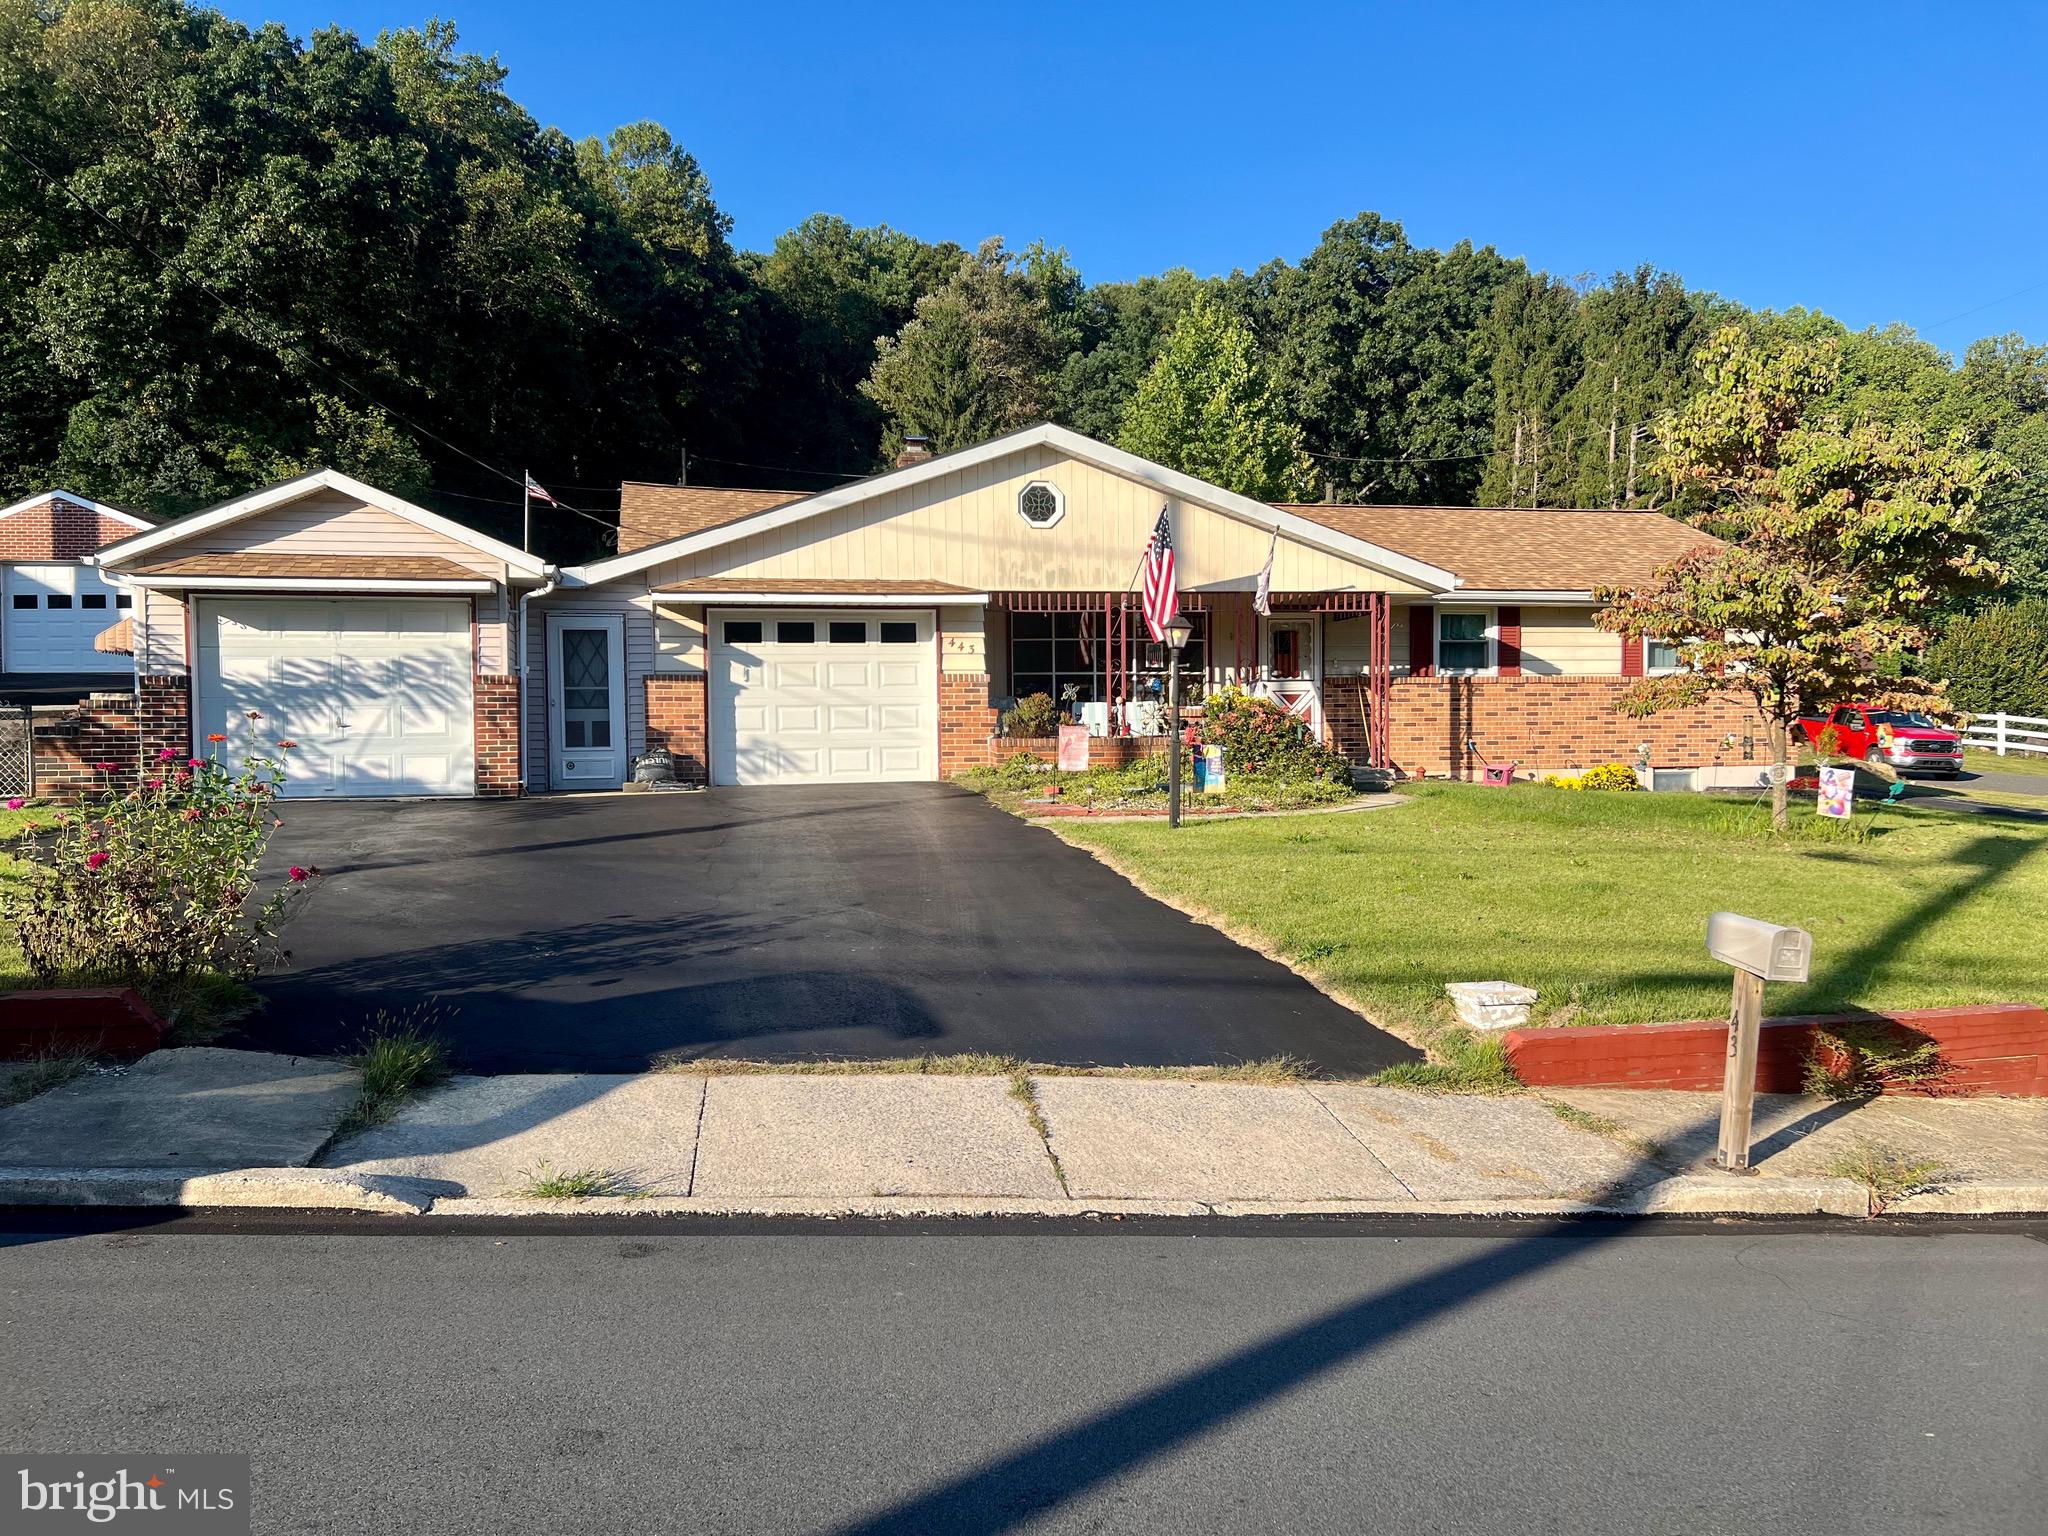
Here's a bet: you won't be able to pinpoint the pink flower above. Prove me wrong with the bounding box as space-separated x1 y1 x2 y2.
188 758 203 768
146 778 162 791
93 761 117 773
157 747 177 761
288 865 310 882
5 797 21 811
85 851 109 871
276 740 298 750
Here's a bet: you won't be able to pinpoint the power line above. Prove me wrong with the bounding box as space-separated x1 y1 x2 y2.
1919 277 2048 335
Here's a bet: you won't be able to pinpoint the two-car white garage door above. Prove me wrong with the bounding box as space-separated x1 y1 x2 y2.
710 608 935 785
194 598 474 797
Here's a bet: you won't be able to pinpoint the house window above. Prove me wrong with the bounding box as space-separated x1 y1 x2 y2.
723 620 763 644
1646 637 1685 674
1009 611 1101 703
1017 481 1065 528
1139 612 1207 695
1437 609 1491 673
775 621 815 645
828 621 867 644
879 622 918 644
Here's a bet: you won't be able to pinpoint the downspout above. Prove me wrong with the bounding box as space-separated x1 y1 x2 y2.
516 566 559 793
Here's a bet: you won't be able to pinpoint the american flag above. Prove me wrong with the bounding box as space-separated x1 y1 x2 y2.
524 472 558 506
1140 505 1177 642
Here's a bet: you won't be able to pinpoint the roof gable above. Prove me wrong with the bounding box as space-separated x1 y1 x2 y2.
0 489 155 531
571 425 1460 593
91 469 551 577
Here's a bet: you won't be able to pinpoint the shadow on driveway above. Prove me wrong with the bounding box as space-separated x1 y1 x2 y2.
251 786 1419 1075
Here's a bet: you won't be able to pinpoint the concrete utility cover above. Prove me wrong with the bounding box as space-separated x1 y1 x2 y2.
0 1048 358 1170
252 788 1421 1076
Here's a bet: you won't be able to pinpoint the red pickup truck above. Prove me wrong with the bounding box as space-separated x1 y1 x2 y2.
1799 704 1963 777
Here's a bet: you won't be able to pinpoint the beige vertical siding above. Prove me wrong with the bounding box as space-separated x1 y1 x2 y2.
641 447 1429 596
1323 614 1374 676
137 588 189 675
939 605 985 674
1519 605 1619 676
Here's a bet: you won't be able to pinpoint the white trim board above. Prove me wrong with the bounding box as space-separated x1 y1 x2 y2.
123 575 495 594
90 468 552 577
571 423 1463 593
0 489 154 531
651 590 989 607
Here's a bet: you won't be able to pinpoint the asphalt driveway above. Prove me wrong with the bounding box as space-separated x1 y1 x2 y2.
253 786 1418 1075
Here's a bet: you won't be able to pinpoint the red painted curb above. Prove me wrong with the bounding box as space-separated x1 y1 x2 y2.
0 988 167 1060
1503 1003 2047 1096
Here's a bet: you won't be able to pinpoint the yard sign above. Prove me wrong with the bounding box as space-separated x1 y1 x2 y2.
1816 765 1855 819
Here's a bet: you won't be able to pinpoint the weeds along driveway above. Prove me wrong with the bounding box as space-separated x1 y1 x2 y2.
251 787 1418 1075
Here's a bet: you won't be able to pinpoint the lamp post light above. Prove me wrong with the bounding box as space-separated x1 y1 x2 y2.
1163 612 1194 828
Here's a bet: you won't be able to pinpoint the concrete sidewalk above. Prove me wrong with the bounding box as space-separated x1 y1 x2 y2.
4 1050 2044 1217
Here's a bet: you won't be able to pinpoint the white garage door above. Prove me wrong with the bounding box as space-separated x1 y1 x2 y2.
195 598 475 798
4 562 130 671
710 608 935 786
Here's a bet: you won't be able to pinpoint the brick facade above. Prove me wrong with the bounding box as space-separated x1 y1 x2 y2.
1325 673 1763 779
938 672 999 775
644 673 709 785
29 692 140 799
0 496 141 562
474 673 523 796
138 675 190 769
992 734 1170 767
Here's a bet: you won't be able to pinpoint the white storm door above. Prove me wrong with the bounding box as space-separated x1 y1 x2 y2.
1259 615 1322 737
548 613 626 789
4 562 129 672
710 609 935 786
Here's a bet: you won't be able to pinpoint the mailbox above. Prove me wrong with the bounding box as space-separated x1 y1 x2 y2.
1706 912 1812 983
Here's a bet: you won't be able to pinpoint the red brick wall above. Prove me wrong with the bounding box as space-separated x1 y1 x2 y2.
474 673 522 796
30 692 139 799
1325 673 1762 779
939 672 999 775
645 673 708 785
0 496 141 561
138 675 189 769
995 735 1170 767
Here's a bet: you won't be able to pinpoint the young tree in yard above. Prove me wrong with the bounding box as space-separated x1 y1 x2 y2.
1117 296 1313 500
1599 326 2006 829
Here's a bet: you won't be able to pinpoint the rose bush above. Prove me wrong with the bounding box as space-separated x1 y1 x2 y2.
4 719 319 988
1198 688 1355 781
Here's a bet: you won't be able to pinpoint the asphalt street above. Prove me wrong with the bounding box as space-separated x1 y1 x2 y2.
3 1214 2043 1534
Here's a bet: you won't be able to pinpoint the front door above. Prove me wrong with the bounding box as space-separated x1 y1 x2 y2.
548 613 626 789
1260 616 1321 736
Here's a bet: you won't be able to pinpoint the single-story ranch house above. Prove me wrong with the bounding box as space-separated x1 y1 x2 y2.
53 422 1760 799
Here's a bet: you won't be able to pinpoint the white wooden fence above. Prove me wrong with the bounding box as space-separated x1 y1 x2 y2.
1963 711 2048 758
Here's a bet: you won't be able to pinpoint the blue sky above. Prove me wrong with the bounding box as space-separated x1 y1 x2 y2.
223 1 2048 349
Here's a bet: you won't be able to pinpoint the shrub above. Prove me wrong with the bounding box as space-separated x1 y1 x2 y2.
2 720 317 988
1001 692 1061 738
1198 688 1354 781
1923 597 2048 715
1543 762 1642 791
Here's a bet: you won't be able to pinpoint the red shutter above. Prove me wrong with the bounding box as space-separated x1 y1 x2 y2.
1496 606 1521 676
1620 635 1645 678
1408 606 1434 677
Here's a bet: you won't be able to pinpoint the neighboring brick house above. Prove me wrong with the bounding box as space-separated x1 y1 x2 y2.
0 490 155 681
82 423 1761 800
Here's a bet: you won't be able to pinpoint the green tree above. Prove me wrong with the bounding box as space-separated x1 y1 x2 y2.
862 238 1081 457
1116 295 1311 499
1600 327 2007 828
1478 272 1580 505
1923 598 2048 715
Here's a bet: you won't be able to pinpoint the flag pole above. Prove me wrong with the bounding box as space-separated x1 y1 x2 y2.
522 471 531 554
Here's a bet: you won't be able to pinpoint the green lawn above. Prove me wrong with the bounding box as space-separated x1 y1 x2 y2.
0 805 50 987
1051 782 2048 1042
1962 746 2048 782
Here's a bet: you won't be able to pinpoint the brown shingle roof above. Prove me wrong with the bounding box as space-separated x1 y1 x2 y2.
652 578 981 596
616 483 807 554
1276 504 1716 591
131 553 485 581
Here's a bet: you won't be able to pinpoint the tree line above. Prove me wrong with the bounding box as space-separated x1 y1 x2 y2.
1 2 2042 597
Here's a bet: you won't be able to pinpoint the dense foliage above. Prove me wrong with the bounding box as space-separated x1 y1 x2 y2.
2 1 2045 590
1924 598 2048 715
1198 689 1354 781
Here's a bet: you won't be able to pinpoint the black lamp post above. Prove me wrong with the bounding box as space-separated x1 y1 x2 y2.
1163 612 1193 828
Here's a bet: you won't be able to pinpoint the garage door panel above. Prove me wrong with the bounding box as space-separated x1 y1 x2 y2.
711 607 936 786
4 562 130 673
197 599 473 798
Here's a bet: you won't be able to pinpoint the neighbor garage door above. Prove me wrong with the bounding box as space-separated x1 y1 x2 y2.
194 598 475 797
710 608 935 785
4 562 130 672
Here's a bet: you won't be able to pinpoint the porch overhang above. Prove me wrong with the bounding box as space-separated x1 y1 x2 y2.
117 553 498 594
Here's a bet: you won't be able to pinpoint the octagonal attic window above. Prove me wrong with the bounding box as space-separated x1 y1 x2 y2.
1017 480 1066 529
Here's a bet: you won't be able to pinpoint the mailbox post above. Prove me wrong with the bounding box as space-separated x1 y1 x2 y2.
1705 912 1814 1171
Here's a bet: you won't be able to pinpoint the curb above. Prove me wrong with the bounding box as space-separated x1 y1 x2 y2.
0 1166 435 1214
